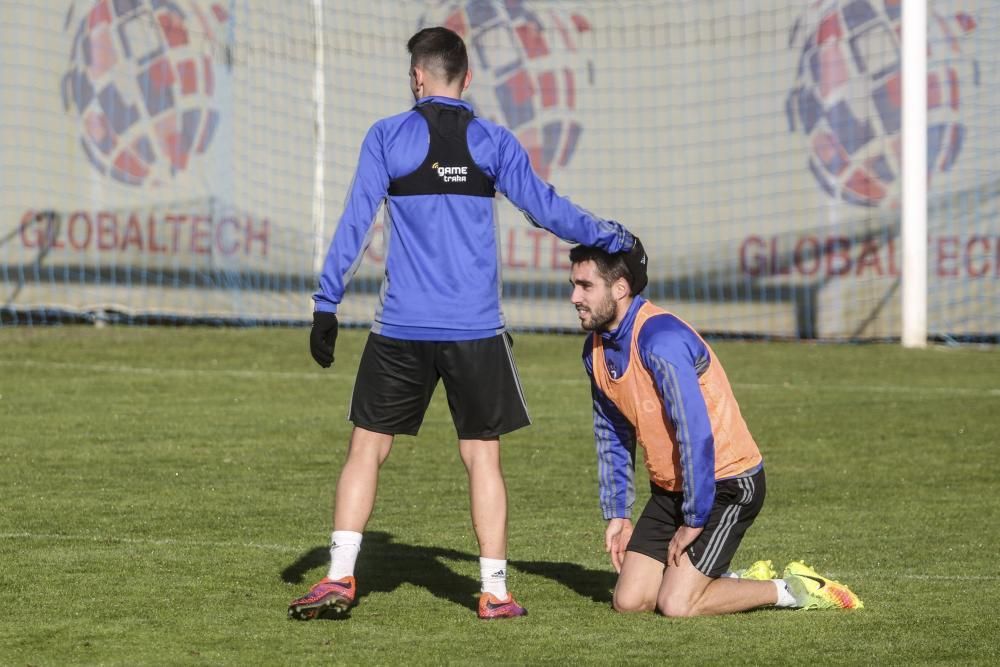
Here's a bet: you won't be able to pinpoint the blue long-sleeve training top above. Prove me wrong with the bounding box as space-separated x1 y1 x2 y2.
314 96 634 341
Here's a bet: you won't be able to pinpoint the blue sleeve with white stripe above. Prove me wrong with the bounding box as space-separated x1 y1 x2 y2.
583 336 637 520
636 316 716 527
314 122 390 313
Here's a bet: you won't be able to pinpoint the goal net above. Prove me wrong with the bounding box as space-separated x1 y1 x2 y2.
1 0 997 340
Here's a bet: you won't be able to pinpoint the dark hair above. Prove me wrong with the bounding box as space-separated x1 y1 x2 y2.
407 27 468 85
569 245 634 289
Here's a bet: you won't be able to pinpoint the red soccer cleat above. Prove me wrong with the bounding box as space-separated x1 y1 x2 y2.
288 576 356 620
477 592 527 620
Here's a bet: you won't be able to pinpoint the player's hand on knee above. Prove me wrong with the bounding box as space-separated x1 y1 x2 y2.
667 524 703 567
310 311 339 368
605 518 634 573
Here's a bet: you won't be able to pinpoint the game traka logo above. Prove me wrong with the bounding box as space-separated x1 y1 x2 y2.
420 0 594 180
786 0 979 207
61 0 231 187
432 161 469 183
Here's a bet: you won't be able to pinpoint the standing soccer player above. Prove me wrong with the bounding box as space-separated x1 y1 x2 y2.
288 27 646 620
568 245 863 616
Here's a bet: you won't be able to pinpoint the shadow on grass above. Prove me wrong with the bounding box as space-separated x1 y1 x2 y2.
281 530 616 616
509 559 615 605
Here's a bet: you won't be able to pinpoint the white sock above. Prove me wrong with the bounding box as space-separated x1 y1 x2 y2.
720 570 740 579
773 579 798 608
480 557 508 599
328 530 362 580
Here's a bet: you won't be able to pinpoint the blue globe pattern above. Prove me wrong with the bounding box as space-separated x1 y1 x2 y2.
787 0 979 207
61 0 230 187
420 0 594 181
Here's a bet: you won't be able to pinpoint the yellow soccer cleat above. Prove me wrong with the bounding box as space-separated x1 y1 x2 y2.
735 559 778 580
782 560 864 610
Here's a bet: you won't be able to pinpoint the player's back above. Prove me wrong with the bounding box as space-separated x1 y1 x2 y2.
375 97 506 341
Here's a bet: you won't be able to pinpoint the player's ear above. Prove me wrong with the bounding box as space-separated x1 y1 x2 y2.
410 65 425 97
613 276 630 300
462 68 472 92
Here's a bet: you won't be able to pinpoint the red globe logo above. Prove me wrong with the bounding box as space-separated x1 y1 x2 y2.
420 0 594 180
61 0 230 187
787 0 978 207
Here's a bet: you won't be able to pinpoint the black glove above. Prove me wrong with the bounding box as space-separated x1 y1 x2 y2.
309 311 339 368
622 236 648 295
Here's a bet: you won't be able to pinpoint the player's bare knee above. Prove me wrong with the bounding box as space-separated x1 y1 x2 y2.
347 443 391 467
612 600 654 613
458 439 500 467
612 591 655 613
657 593 698 617
348 429 393 462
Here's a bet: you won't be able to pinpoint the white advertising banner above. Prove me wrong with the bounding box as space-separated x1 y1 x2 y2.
1 0 997 337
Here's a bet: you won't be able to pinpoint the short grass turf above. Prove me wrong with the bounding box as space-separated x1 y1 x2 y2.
1 326 998 665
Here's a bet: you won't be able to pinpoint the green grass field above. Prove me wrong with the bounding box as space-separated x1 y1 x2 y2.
1 326 998 665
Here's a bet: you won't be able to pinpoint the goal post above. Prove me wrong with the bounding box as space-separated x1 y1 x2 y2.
902 0 928 348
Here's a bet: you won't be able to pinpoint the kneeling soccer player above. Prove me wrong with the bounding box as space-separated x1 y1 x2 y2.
568 245 863 616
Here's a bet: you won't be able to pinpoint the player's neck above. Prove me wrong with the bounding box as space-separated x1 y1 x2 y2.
420 85 463 99
605 296 635 333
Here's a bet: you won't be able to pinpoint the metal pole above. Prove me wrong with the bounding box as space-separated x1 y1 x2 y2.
901 0 928 348
310 0 327 279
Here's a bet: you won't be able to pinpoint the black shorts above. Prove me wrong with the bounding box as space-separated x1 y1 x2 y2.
626 468 765 578
349 332 531 439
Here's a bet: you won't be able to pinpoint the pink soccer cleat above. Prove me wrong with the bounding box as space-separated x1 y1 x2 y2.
288 576 356 620
477 592 527 620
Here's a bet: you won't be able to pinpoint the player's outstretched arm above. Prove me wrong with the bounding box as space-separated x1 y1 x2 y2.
492 127 633 252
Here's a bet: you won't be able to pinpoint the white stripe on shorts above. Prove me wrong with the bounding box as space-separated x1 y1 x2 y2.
501 333 531 424
695 476 755 573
